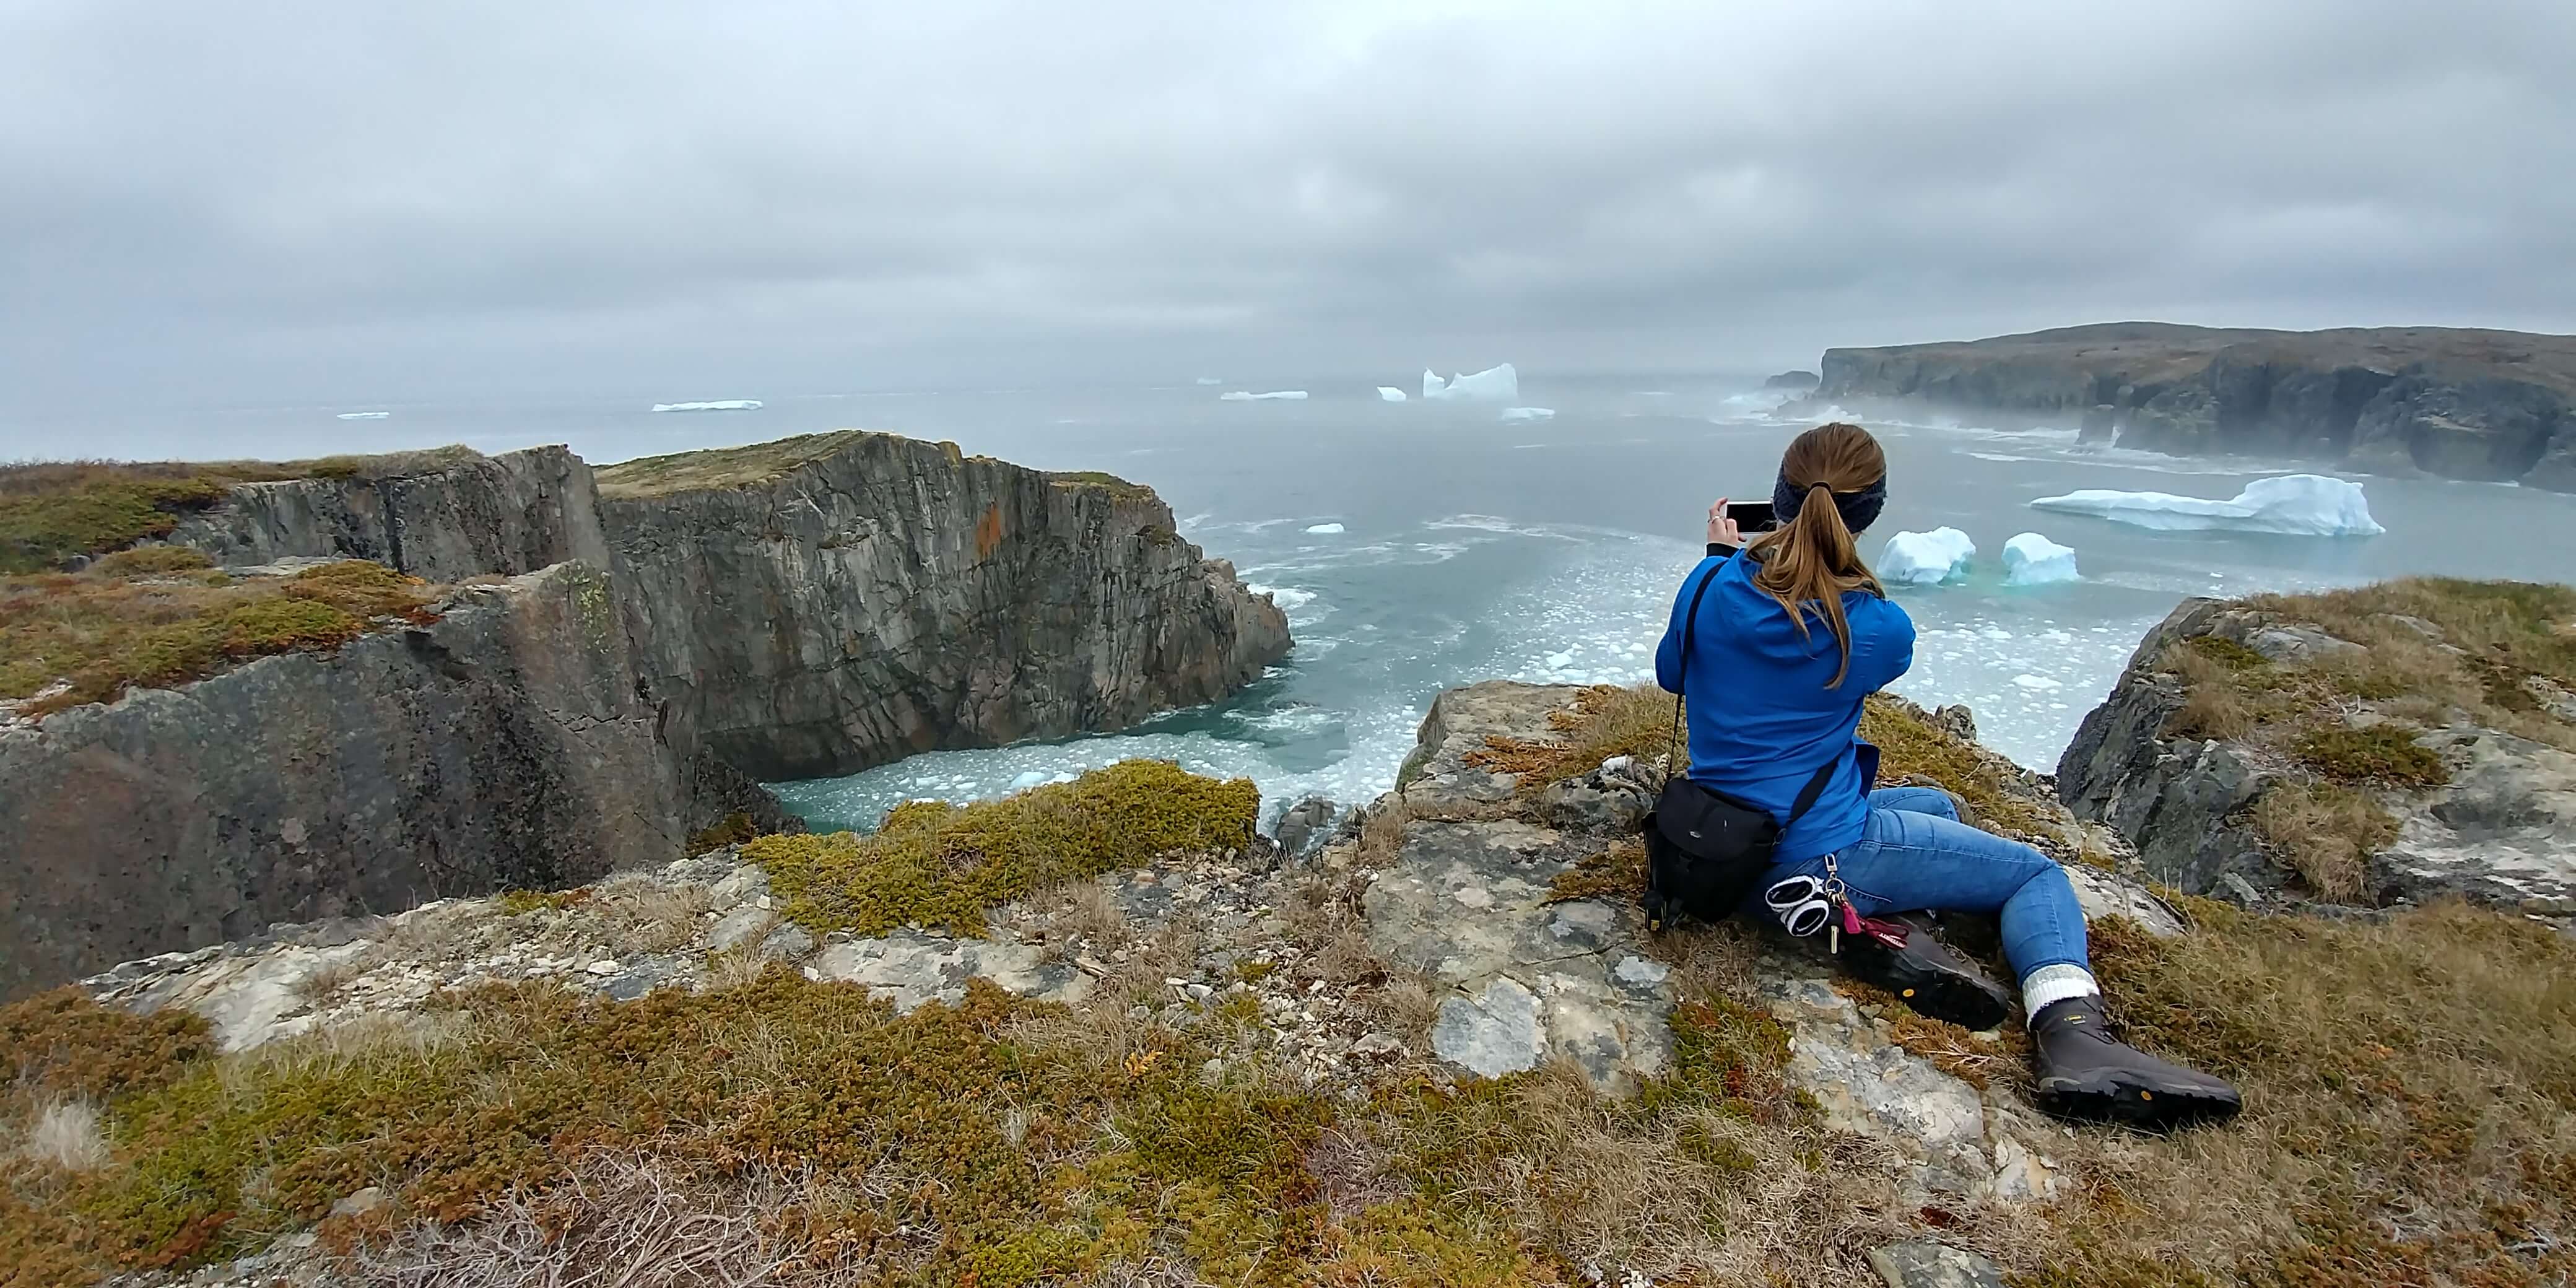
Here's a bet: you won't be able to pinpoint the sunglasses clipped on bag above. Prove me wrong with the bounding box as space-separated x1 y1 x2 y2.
1763 873 1834 938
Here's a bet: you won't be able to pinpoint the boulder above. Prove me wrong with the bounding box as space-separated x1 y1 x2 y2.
1273 796 1341 857
1867 1242 2007 1288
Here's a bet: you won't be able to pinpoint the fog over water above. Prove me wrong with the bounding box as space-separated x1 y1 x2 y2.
4 4 2571 831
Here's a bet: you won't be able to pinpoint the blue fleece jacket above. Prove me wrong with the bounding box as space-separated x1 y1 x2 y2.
1653 549 1916 862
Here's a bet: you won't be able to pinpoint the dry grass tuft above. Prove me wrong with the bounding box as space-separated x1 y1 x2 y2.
347 1155 846 1288
2003 902 2576 1285
2247 781 2400 901
1461 684 1679 791
1546 838 1647 904
11 1097 113 1173
590 874 714 952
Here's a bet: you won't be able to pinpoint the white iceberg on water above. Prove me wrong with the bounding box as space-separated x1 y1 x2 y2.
1303 522 1345 534
1194 376 1224 385
2001 532 2080 585
1498 406 1554 422
1220 389 1308 401
336 411 390 420
1879 527 1976 586
651 399 763 413
1422 363 1520 402
2029 474 2383 536
1377 386 1408 402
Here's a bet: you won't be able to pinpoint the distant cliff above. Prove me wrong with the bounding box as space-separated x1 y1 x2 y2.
596 432 1292 781
0 563 728 998
1807 322 2576 490
1 432 1287 999
168 445 611 581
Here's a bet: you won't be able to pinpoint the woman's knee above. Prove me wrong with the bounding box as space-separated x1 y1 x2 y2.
1866 785 1960 822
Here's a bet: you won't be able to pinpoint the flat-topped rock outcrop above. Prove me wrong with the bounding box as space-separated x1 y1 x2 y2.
1806 322 2576 488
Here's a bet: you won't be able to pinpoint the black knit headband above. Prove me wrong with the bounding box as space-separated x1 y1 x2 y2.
1772 471 1887 534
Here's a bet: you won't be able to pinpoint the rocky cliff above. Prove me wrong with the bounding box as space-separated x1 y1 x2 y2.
2058 580 2576 916
594 432 1292 780
0 562 754 999
2 434 1289 999
1807 322 2576 489
168 445 612 581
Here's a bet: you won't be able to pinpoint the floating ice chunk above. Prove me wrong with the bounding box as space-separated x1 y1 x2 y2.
2001 532 2080 585
1194 376 1223 385
1546 651 1575 668
1303 523 1346 534
1421 363 1520 402
2012 674 2064 691
2029 474 2384 536
1007 770 1050 791
1220 389 1308 401
650 399 763 412
1878 527 1977 585
1377 386 1408 402
335 411 389 420
1498 406 1555 422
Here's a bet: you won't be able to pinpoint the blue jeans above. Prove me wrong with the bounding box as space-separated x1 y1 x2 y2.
1759 786 2088 982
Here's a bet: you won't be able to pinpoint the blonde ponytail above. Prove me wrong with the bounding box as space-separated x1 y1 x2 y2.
1749 424 1887 687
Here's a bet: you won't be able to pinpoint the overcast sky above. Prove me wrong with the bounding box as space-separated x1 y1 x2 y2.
4 0 2572 417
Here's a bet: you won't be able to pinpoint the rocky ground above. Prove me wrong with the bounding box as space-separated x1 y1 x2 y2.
67 679 2203 1288
2059 583 2576 920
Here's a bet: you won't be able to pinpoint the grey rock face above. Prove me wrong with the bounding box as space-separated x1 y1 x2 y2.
2060 599 2576 915
1395 679 1594 801
2372 727 2576 914
598 432 1291 781
1811 322 2576 489
1273 796 1340 857
0 564 698 1000
1364 817 1674 1092
1538 755 1656 832
807 931 1094 1014
2079 403 2118 445
1866 1241 2007 1288
170 446 612 583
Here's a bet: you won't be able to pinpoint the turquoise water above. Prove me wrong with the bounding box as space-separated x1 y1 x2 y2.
25 375 2570 833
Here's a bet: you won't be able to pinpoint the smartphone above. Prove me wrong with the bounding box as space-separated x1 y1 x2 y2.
1725 500 1778 533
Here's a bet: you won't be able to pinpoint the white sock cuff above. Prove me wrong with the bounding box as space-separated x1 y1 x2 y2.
2021 964 2102 1025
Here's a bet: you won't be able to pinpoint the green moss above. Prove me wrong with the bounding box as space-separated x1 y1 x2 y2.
0 451 483 574
743 760 1260 938
2290 723 2452 788
2 559 437 715
684 811 762 855
592 433 861 498
0 988 214 1101
2183 633 2270 671
86 546 214 577
1045 470 1159 503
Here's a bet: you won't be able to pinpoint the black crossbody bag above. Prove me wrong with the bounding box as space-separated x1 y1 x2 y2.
1642 564 1838 930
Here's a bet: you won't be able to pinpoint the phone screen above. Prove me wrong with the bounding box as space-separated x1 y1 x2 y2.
1726 500 1778 533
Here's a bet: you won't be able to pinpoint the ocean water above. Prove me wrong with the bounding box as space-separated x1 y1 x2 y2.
25 376 2575 833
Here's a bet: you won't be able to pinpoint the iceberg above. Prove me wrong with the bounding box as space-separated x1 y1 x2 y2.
1219 389 1308 401
651 399 763 412
1303 523 1345 534
1007 770 1051 791
1377 386 1408 402
1498 406 1554 422
2029 474 2384 536
2001 532 2080 585
1194 376 1223 385
335 411 389 420
1878 527 1976 586
1421 362 1520 402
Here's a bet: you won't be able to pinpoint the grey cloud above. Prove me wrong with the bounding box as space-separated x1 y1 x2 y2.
2 0 2571 417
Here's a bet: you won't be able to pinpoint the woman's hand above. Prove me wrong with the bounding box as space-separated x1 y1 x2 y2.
1707 497 1741 548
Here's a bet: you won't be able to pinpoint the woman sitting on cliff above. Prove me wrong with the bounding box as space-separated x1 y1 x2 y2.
1654 422 2239 1131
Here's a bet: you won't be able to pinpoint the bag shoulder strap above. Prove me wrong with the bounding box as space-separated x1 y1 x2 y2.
1782 756 1839 827
1664 562 1725 783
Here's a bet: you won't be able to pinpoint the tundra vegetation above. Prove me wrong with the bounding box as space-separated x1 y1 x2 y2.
4 583 2573 1286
